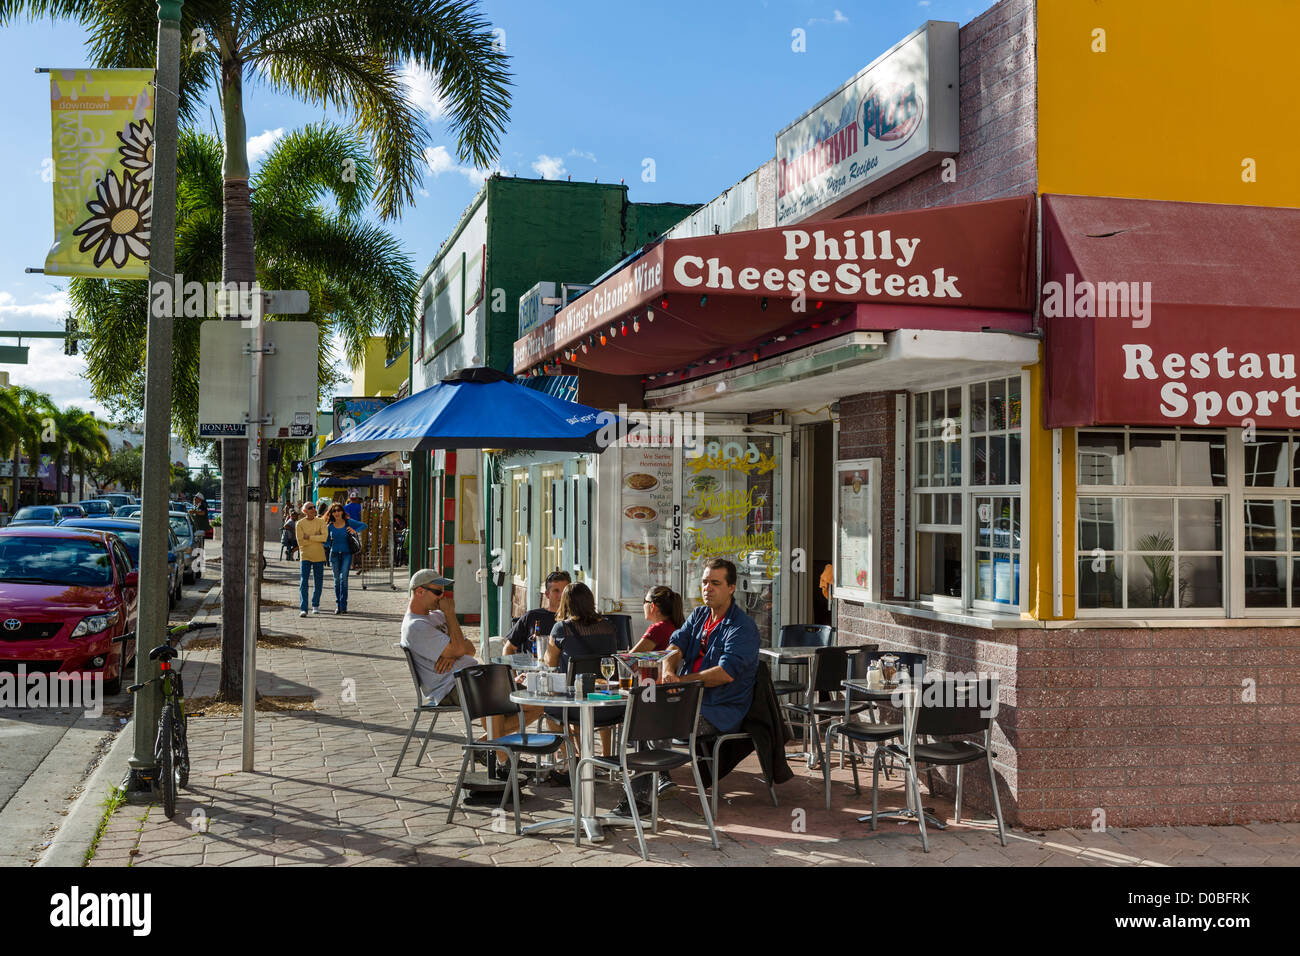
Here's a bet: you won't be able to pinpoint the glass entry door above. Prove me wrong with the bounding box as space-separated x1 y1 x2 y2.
678 427 789 645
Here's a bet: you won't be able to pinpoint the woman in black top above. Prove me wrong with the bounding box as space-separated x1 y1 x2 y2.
541 582 622 773
544 581 618 676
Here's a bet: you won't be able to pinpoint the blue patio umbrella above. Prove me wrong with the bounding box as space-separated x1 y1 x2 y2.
309 367 625 463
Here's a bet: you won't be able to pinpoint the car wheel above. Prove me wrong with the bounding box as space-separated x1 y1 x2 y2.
183 570 194 585
104 667 122 696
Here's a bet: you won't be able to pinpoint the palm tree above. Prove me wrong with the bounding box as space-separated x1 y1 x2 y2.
2 387 55 506
63 409 113 501
0 388 25 513
5 0 511 701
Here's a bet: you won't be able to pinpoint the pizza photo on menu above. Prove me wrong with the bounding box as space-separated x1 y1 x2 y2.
624 472 659 492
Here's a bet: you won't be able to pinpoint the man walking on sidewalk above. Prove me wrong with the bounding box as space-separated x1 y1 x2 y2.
295 501 329 617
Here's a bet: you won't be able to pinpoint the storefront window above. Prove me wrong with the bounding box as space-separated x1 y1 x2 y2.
1075 428 1226 613
539 463 564 577
911 375 1024 610
511 471 529 596
1243 432 1300 608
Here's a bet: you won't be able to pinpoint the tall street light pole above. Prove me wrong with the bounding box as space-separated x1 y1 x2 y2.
126 0 183 792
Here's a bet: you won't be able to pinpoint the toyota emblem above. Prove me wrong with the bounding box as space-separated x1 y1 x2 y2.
2 619 20 631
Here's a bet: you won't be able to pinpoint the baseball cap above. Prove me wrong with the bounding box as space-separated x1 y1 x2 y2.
348 490 361 499
409 569 454 593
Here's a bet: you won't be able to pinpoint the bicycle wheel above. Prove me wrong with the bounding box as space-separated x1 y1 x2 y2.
176 710 190 789
157 705 177 818
174 673 190 788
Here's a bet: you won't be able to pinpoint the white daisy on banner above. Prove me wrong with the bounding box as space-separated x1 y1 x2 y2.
72 169 152 268
117 119 155 184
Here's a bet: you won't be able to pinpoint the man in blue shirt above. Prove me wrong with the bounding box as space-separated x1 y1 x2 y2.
614 558 760 817
661 558 760 735
343 490 363 523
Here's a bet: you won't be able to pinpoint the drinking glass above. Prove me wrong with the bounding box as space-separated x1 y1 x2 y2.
600 657 616 683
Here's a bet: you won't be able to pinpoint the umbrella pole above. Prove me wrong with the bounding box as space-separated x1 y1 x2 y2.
477 467 489 654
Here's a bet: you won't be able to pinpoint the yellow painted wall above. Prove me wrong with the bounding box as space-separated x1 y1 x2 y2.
1038 0 1300 208
1025 358 1053 619
359 338 407 397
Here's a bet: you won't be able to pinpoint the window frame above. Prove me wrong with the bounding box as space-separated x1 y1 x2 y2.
1071 426 1300 619
908 371 1030 615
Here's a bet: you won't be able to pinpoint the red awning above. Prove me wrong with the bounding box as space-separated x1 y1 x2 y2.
515 195 1034 377
1042 195 1300 428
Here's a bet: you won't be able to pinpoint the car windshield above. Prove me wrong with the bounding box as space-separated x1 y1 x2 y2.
168 517 192 541
0 536 113 586
58 506 83 516
13 507 56 521
80 502 110 514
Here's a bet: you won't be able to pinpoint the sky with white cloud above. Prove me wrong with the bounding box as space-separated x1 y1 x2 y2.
0 0 992 447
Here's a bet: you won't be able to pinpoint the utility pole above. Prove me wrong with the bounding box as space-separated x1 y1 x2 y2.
126 0 183 792
242 303 266 770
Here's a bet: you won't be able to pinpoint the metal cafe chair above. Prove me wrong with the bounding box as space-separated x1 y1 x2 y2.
575 681 719 861
391 644 464 776
870 676 1006 852
605 613 634 650
446 663 573 835
696 662 781 820
780 646 868 769
770 624 836 697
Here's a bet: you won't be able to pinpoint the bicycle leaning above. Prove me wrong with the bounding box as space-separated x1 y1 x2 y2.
127 619 215 817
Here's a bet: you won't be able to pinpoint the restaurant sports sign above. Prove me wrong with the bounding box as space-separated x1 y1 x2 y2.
44 69 156 279
514 195 1033 372
775 21 958 227
1041 194 1300 429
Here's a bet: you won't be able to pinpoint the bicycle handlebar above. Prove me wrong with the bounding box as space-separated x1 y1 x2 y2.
167 619 216 639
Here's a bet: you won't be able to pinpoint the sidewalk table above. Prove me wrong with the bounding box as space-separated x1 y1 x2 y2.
508 689 628 843
841 679 946 830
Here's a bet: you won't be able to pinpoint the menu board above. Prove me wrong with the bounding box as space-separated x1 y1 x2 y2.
837 461 878 598
619 441 675 602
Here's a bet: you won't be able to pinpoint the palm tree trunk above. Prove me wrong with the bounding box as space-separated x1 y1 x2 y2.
10 445 18 512
218 61 254 703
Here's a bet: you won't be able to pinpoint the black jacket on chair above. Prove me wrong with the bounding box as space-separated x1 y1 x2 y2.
695 660 794 788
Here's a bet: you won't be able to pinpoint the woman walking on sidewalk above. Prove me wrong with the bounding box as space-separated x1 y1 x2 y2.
325 503 367 614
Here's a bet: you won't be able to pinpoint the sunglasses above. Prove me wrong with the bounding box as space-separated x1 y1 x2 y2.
421 586 446 596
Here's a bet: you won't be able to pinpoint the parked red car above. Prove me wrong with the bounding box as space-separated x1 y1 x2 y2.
0 527 139 694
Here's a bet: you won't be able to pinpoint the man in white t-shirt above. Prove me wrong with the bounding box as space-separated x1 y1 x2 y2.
400 570 478 706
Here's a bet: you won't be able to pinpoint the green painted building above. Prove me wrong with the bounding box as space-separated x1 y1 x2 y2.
408 175 696 631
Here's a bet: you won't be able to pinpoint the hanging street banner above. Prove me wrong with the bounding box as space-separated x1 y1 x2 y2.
44 68 155 279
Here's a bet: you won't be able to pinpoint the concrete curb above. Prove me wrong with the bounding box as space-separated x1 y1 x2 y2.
36 719 135 868
36 585 225 868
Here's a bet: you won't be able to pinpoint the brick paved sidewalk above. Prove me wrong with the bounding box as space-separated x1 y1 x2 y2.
86 546 1300 867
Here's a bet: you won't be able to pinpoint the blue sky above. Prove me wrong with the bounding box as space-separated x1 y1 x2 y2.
0 0 994 422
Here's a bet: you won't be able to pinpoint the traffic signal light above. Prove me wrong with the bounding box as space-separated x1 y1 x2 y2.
64 314 78 356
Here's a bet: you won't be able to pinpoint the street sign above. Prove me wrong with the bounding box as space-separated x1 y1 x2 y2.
0 346 30 364
197 321 319 439
291 459 305 473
